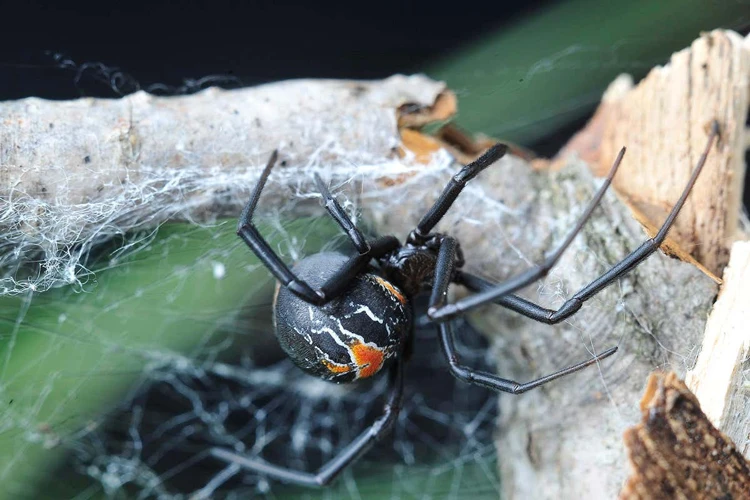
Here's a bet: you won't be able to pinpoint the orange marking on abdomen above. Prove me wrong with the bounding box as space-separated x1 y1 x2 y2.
351 342 385 379
373 276 407 305
322 359 353 374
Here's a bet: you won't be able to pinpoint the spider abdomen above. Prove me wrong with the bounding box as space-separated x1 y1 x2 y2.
274 252 412 383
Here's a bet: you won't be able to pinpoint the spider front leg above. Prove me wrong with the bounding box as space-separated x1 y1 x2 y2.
426 146 626 322
314 173 370 254
209 357 404 487
410 143 508 240
434 120 720 324
429 237 617 394
237 150 399 305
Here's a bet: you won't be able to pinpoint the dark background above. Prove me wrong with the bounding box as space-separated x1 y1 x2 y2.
0 1 552 132
0 0 549 96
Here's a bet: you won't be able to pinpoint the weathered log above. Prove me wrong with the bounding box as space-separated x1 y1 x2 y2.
370 30 748 499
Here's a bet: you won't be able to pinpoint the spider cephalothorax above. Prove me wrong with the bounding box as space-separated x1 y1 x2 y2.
210 120 720 487
381 232 463 297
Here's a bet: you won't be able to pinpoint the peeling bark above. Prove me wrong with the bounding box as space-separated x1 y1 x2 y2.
620 372 750 500
576 30 749 277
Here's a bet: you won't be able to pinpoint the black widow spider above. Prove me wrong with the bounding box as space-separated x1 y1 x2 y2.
210 120 720 487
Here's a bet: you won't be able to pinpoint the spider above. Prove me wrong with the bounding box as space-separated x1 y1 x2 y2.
210 120 719 487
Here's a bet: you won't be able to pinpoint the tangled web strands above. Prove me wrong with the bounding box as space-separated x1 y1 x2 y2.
0 75 453 296
74 316 503 497
0 152 450 296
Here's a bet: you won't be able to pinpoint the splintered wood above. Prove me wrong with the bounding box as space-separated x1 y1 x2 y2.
620 372 750 500
686 241 750 458
572 30 749 278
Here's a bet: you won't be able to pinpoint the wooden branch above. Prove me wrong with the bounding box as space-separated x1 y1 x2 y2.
374 29 749 499
479 29 748 498
0 74 451 211
0 75 454 294
369 135 719 500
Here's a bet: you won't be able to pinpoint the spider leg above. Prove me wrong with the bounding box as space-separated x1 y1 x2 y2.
238 151 399 305
209 357 404 487
314 174 370 254
454 270 583 324
429 236 616 393
412 143 508 238
429 120 720 322
427 145 624 319
439 322 617 394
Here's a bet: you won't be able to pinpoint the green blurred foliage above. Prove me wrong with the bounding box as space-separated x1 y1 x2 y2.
429 0 748 145
0 220 335 499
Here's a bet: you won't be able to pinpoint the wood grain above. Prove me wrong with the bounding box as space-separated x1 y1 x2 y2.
597 30 749 276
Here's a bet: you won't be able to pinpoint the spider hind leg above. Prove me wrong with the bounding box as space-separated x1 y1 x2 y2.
439 321 617 394
209 357 405 487
428 235 617 393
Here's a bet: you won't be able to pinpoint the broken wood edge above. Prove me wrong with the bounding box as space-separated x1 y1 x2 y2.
626 199 722 284
560 29 749 279
397 103 512 167
397 88 457 128
619 371 750 500
686 240 750 458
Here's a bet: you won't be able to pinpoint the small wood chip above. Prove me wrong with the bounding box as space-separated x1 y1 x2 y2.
620 372 750 500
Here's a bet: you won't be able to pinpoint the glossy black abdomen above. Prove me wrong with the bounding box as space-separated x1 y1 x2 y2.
274 252 412 383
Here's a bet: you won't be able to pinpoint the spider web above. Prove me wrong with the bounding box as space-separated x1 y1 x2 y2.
22 222 502 499
0 57 506 499
0 53 720 500
0 211 502 500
